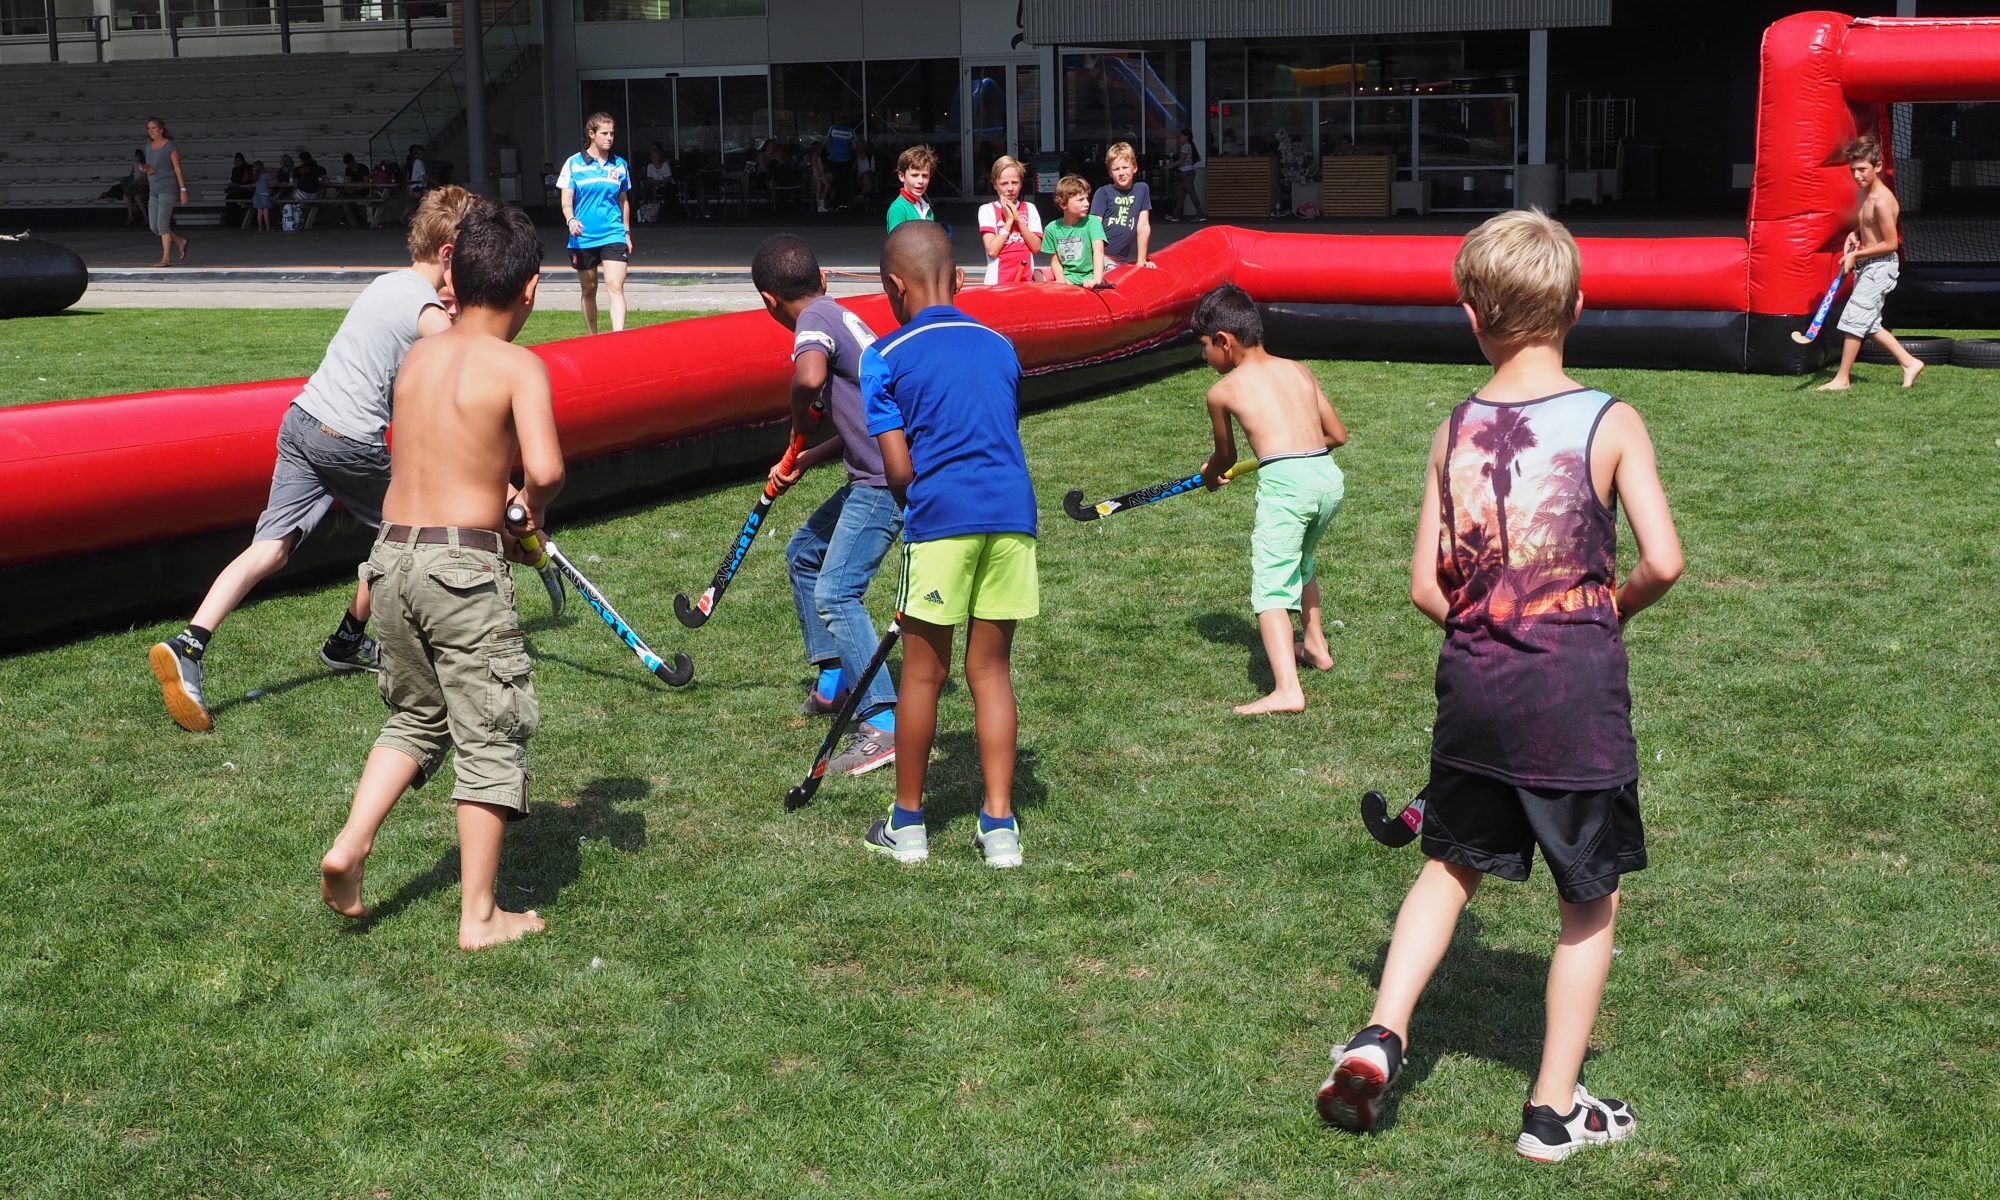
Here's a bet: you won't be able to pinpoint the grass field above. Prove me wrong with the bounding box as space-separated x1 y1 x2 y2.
2 311 1998 1198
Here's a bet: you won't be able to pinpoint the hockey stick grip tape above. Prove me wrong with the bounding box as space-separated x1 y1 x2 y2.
503 503 552 570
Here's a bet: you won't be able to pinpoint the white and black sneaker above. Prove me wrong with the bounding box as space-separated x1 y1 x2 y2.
1515 1083 1635 1162
320 633 380 673
148 636 213 732
1316 1024 1404 1132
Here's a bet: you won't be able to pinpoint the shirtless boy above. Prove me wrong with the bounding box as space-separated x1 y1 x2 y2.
1819 134 1924 391
319 202 565 951
1194 284 1349 715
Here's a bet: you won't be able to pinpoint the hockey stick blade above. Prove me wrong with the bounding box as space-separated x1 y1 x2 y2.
1361 789 1424 848
1789 330 1814 345
652 652 695 687
1062 488 1101 522
673 589 713 629
786 616 902 809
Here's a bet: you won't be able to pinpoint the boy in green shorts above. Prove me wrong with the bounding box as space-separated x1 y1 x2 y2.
861 221 1037 868
1194 285 1349 715
1043 174 1106 286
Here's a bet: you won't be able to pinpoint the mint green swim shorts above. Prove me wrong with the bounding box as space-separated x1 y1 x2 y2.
1250 452 1345 613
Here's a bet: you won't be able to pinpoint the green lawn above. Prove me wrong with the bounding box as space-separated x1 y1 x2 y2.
2 316 1997 1198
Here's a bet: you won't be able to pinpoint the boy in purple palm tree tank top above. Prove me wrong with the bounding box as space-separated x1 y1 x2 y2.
1316 210 1684 1162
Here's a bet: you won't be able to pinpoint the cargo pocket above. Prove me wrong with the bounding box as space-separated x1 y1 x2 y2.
428 562 500 596
483 645 539 740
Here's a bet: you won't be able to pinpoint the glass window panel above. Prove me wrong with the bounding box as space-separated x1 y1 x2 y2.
1416 95 1513 170
579 79 629 153
677 76 721 168
720 73 770 168
867 58 960 198
685 0 761 13
771 62 863 148
629 78 677 162
1415 167 1514 210
578 0 669 21
1014 64 1042 159
1353 96 1412 169
1061 50 1144 179
1136 44 1191 158
968 65 1007 184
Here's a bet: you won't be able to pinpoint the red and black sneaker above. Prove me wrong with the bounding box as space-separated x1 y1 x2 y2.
1515 1083 1635 1162
1316 1024 1404 1132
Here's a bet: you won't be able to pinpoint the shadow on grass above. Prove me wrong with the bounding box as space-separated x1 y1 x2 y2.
208 665 363 717
1345 911 1592 1132
1192 611 1275 691
917 732 1046 832
343 775 650 933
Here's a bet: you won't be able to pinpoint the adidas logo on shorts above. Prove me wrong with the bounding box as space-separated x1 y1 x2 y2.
924 589 943 604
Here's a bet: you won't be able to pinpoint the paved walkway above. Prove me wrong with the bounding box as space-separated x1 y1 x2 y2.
54 209 1750 311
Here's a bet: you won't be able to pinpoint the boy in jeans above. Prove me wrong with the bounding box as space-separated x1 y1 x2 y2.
752 233 901 776
884 144 938 232
1193 285 1348 715
319 203 566 951
861 221 1037 868
1317 210 1683 1160
149 186 476 732
1090 141 1151 270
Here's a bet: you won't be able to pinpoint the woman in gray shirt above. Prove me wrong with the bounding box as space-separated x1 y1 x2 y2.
141 116 188 266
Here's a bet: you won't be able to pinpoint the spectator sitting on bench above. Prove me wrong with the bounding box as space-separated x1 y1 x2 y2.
339 152 371 228
292 152 327 229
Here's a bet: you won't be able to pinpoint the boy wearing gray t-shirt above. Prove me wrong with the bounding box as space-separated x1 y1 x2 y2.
149 187 478 733
751 234 902 779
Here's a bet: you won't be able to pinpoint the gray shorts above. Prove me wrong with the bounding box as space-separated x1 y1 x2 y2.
1837 257 1899 338
147 188 176 236
252 404 391 543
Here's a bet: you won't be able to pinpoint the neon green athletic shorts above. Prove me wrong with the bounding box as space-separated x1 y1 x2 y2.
899 532 1039 625
1251 452 1344 613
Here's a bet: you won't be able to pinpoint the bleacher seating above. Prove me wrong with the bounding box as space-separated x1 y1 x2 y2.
0 50 457 213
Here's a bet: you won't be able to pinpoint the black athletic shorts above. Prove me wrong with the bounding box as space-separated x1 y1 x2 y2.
1419 761 1646 903
570 242 629 272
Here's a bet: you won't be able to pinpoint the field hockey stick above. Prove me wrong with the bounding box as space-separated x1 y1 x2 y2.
508 526 567 617
785 613 902 810
674 400 826 629
1791 262 1847 345
506 504 694 687
1360 789 1425 848
1063 459 1257 522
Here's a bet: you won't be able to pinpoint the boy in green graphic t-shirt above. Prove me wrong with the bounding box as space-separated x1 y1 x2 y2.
1042 174 1105 287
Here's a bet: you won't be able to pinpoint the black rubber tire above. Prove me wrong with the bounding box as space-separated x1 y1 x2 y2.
1859 335 1954 366
1948 337 2000 368
0 235 89 318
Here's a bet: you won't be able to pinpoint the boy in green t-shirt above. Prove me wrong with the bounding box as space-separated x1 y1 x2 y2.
1043 174 1105 286
884 143 938 232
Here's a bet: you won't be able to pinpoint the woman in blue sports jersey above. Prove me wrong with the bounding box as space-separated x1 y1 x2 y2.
559 111 635 334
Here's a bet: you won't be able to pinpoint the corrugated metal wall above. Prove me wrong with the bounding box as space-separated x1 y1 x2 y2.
1023 0 1611 44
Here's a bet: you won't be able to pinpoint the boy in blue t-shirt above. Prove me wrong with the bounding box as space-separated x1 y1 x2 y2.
752 233 902 778
861 221 1038 869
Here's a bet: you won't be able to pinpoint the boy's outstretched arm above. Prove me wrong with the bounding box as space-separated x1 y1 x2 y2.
1200 387 1238 488
510 359 565 530
877 429 913 507
1603 404 1682 622
1409 422 1451 628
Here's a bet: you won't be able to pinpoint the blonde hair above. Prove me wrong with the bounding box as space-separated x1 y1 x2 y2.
406 184 480 264
1053 174 1092 205
1453 208 1582 347
583 110 615 149
1105 141 1137 168
990 155 1025 187
896 143 937 176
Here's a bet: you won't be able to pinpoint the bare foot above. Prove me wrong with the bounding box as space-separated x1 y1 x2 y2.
460 908 545 951
1815 378 1851 392
1902 360 1924 388
320 846 369 917
176 237 188 262
1294 638 1333 671
151 260 171 268
1234 689 1305 715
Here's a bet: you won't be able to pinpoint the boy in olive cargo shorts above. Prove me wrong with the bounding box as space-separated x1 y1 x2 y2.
320 203 566 952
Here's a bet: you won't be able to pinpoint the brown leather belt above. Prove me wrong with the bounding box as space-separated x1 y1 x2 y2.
379 524 502 553
318 422 346 439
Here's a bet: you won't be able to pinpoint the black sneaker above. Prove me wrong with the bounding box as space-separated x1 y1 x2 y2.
1316 1024 1403 1131
148 637 212 732
320 633 380 673
1515 1084 1635 1162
